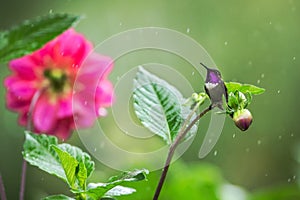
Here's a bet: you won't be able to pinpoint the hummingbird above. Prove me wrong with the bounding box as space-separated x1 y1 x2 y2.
200 63 228 110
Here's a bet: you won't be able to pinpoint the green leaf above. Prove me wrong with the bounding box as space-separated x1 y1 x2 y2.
51 145 79 189
228 92 239 110
225 82 265 95
58 143 95 180
23 132 94 191
53 143 95 190
85 169 148 200
100 198 116 200
105 186 136 197
43 194 75 200
133 67 196 144
23 131 66 182
0 13 80 63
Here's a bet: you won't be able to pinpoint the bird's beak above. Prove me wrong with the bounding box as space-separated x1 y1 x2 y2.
200 63 209 70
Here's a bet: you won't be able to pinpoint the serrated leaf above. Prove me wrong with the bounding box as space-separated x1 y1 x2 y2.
51 145 79 189
43 194 75 200
58 143 95 179
85 169 148 200
225 82 265 95
133 67 196 144
77 162 88 190
23 131 66 182
105 186 136 197
0 13 80 63
107 169 149 183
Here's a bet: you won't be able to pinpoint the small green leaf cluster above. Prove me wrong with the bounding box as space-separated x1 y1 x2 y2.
225 82 265 131
23 131 148 200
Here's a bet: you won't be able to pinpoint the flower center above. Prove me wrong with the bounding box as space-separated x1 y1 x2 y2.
43 68 68 93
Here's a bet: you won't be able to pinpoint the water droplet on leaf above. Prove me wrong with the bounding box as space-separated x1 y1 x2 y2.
186 28 190 33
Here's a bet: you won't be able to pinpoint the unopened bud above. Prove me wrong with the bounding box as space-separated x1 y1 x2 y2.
233 109 253 131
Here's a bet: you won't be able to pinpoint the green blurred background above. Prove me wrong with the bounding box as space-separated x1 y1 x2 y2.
0 0 300 199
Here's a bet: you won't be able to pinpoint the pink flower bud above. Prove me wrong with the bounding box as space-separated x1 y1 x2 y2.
233 109 253 131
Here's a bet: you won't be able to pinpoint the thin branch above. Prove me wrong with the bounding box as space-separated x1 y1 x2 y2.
153 105 212 200
0 174 7 200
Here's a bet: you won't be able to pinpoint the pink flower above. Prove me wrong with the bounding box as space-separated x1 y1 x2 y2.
4 29 114 139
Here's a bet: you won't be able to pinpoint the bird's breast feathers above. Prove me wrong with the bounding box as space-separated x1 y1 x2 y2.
205 82 218 90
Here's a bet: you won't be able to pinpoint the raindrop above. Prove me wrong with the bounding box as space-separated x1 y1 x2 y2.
257 140 262 145
191 71 195 76
265 173 268 177
291 133 294 137
208 139 212 143
232 134 236 138
214 150 218 156
72 64 78 68
288 178 291 182
246 148 250 152
261 73 265 78
248 61 252 65
119 22 122 26
49 9 53 14
98 107 107 116
277 90 281 94
269 21 272 25
224 41 228 45
293 56 296 60
257 79 261 84
293 175 296 179
155 31 159 35
278 135 282 140
186 28 190 33
84 101 88 106
94 148 97 152
17 96 21 100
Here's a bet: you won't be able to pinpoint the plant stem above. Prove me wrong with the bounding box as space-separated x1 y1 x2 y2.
0 174 7 200
19 88 46 200
153 105 212 200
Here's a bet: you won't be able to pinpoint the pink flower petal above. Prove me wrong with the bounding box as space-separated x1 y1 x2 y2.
53 117 74 139
57 97 73 118
9 56 37 80
96 80 114 107
33 96 58 132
